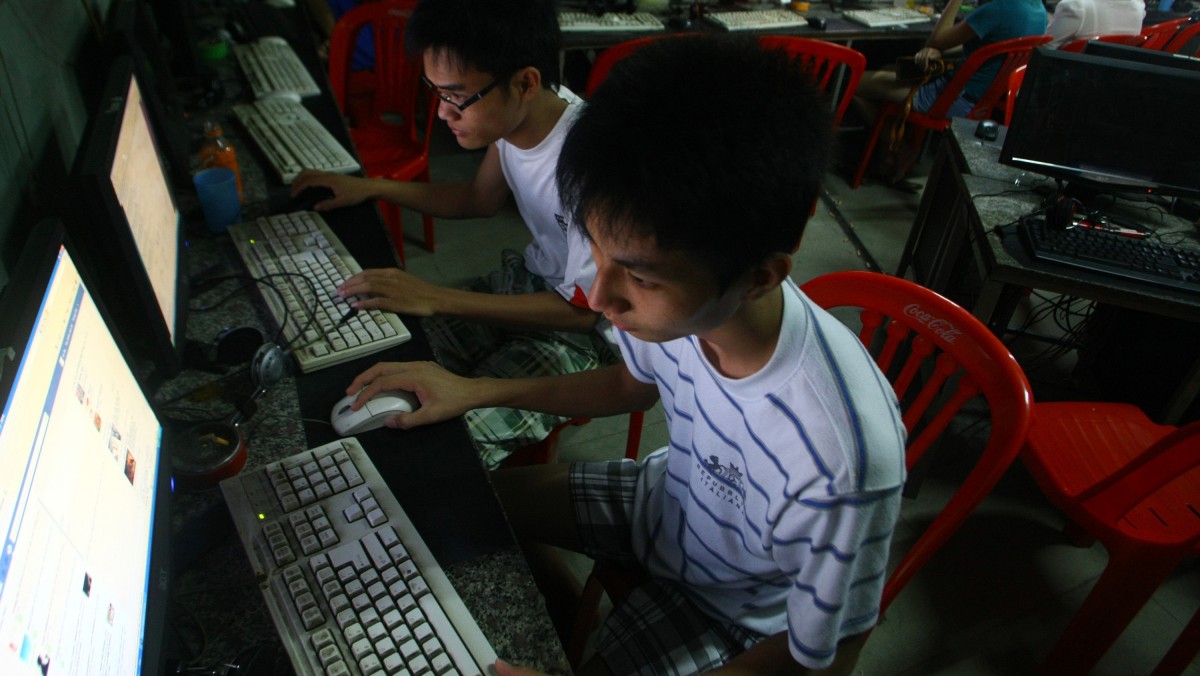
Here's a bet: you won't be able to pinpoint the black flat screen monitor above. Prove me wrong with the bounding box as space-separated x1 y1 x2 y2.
1083 39 1200 70
70 55 188 381
0 220 172 675
106 0 193 186
999 47 1200 200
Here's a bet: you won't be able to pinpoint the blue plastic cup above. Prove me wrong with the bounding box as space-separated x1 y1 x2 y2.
193 167 242 233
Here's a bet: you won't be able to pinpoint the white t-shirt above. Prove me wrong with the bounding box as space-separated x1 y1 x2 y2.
496 86 583 294
1046 0 1146 48
616 279 908 669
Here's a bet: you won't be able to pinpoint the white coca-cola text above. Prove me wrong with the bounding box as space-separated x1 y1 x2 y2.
903 304 962 343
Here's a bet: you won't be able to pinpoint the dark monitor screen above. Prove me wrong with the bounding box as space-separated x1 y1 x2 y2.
999 47 1200 199
0 220 172 675
106 0 193 187
70 55 188 380
1082 39 1200 71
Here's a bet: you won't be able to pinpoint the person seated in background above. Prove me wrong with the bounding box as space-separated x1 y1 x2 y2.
1045 0 1146 48
343 34 908 675
305 0 376 68
291 0 615 469
854 0 1047 190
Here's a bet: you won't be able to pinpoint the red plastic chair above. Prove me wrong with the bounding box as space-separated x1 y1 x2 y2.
851 34 1051 189
1021 402 1200 675
1002 64 1026 127
562 272 1034 667
1162 19 1200 55
584 35 666 99
588 35 866 132
329 0 437 265
1060 32 1148 52
801 271 1034 613
1141 17 1196 50
756 36 867 131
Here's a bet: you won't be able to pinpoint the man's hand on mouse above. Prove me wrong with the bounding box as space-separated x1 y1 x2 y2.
346 360 480 430
289 170 374 210
338 268 444 316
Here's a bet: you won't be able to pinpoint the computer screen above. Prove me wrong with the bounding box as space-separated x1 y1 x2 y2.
106 0 193 186
70 55 188 380
0 220 172 676
999 47 1200 199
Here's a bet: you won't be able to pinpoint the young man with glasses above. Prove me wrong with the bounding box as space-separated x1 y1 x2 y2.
342 35 908 676
291 0 613 469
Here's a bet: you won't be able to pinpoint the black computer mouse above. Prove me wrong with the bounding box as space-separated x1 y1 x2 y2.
975 119 999 141
291 186 336 211
807 17 827 30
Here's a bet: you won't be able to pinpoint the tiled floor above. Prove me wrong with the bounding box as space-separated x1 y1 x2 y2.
400 123 1199 675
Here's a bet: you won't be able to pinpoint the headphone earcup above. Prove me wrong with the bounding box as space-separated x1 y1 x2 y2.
250 342 289 389
214 326 264 366
1048 195 1081 230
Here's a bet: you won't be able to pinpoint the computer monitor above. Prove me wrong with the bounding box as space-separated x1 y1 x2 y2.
1083 39 1200 71
70 55 188 381
999 47 1200 200
0 220 172 676
105 0 193 186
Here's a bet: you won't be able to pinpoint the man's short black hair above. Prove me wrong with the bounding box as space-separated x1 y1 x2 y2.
406 0 561 89
558 35 834 289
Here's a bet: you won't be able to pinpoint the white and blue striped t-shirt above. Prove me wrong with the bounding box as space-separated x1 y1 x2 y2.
617 278 907 669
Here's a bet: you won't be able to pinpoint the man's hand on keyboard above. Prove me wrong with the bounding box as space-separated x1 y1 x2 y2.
338 267 441 315
345 360 474 430
290 169 376 210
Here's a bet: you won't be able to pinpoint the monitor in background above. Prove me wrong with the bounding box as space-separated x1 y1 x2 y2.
105 0 194 187
1082 39 1200 71
69 55 188 381
999 47 1200 201
0 220 172 676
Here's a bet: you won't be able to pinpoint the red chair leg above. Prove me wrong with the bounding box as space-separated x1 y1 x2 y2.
379 200 406 265
851 105 895 189
1040 545 1182 675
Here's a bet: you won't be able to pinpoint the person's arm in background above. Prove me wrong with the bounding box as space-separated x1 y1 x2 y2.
915 0 979 67
305 0 337 59
290 143 512 219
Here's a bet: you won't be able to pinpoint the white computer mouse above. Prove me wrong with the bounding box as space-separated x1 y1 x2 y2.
259 90 302 104
331 389 419 436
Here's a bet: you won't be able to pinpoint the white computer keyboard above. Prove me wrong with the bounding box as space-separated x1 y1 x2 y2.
228 211 412 373
221 437 498 675
704 8 809 31
233 98 361 183
234 36 322 99
842 6 931 27
558 10 665 32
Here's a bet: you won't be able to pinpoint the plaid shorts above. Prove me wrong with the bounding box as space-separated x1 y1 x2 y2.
570 460 766 675
424 251 615 469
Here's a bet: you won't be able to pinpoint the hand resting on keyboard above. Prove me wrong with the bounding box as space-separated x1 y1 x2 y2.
338 267 443 316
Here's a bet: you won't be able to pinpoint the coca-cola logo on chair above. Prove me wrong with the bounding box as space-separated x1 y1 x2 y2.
904 304 962 343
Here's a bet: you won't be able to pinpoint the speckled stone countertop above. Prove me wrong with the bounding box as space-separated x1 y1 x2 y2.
160 75 570 674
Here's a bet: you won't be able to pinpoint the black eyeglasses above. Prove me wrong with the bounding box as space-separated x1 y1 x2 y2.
421 74 500 112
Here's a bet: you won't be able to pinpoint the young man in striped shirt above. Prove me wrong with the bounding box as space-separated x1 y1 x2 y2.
347 34 908 675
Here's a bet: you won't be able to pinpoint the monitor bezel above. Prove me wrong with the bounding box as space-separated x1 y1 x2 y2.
0 218 173 676
68 54 189 382
999 46 1200 200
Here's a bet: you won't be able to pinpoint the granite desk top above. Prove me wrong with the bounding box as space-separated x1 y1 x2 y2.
159 5 570 671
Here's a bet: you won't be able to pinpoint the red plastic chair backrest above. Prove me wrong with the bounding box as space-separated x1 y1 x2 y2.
801 271 1034 613
1141 16 1195 50
923 34 1051 123
1162 19 1200 54
329 0 433 144
586 35 867 131
1060 32 1148 53
755 36 867 130
584 36 666 99
1002 64 1026 127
